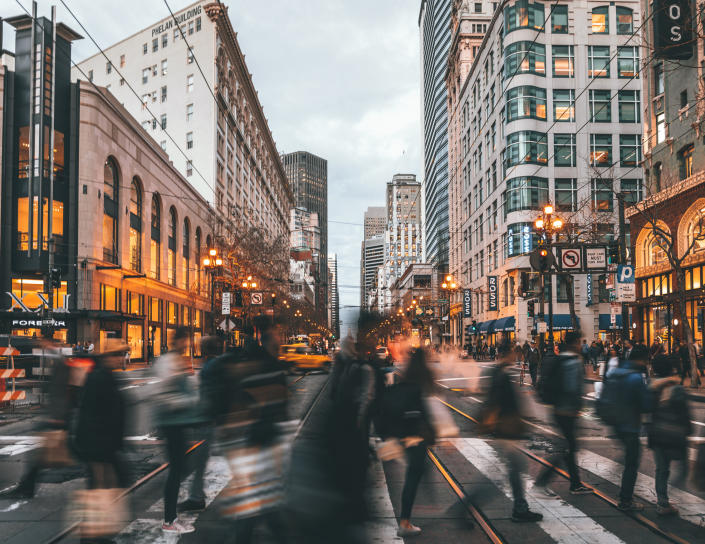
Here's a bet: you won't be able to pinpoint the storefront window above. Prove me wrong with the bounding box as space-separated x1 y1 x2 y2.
167 301 177 325
127 323 143 360
685 266 703 290
150 194 161 280
149 297 162 322
10 278 67 311
103 158 119 264
100 284 120 312
126 291 143 315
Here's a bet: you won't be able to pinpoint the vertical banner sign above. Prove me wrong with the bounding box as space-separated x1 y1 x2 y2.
488 276 498 311
586 274 593 306
463 289 472 318
221 292 231 315
654 0 693 60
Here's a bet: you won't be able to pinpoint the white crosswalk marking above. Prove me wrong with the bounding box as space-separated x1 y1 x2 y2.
115 455 230 543
576 449 705 527
451 438 627 544
365 448 403 543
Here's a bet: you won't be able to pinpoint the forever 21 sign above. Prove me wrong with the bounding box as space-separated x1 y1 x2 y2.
654 0 693 60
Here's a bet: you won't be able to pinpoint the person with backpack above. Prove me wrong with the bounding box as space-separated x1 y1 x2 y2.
479 341 543 523
535 332 592 496
600 345 652 511
648 355 692 515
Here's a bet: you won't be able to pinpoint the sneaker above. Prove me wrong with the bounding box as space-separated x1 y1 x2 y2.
536 485 558 498
511 510 543 523
177 498 206 512
397 523 422 537
617 500 644 512
569 485 592 495
656 504 678 516
162 520 195 534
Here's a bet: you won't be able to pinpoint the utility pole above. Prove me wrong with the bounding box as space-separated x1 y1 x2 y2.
618 193 629 341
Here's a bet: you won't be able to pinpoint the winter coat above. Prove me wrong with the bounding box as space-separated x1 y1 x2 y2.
479 362 526 439
153 351 202 427
554 353 583 416
648 377 692 458
606 361 651 433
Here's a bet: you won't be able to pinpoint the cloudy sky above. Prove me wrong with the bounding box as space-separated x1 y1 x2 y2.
5 0 423 334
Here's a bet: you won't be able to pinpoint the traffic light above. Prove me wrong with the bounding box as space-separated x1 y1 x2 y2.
271 292 277 306
471 320 478 333
50 268 61 289
608 241 620 264
527 300 535 318
234 290 243 307
520 271 530 297
538 248 550 271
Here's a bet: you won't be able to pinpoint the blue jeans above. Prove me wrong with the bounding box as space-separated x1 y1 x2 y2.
618 431 640 504
653 447 687 506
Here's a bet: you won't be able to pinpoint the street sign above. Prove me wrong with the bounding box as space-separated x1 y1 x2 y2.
463 289 472 318
537 321 547 333
559 247 582 270
250 292 263 305
219 318 236 331
616 264 636 302
221 292 231 315
610 303 621 316
488 276 498 310
585 247 607 269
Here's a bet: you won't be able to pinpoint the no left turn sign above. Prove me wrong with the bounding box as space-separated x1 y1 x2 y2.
561 248 582 270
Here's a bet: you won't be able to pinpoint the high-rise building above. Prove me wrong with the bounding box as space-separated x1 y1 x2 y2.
447 0 643 344
360 236 385 310
364 206 386 239
419 0 452 268
282 151 328 320
327 253 340 338
75 1 293 243
385 174 423 278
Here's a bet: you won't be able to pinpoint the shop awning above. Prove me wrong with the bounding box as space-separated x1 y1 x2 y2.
534 314 579 331
493 316 516 332
599 314 623 330
478 320 496 334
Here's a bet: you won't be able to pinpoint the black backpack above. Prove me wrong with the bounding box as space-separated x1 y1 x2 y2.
648 385 690 454
536 355 564 405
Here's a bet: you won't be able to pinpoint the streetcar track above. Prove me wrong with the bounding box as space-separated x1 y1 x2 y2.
435 395 695 544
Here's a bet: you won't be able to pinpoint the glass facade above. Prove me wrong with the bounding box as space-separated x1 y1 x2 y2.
504 177 549 213
506 86 547 121
506 131 548 166
505 42 546 77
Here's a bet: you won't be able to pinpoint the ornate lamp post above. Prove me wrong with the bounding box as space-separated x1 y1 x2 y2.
202 248 223 333
533 204 563 345
441 273 459 345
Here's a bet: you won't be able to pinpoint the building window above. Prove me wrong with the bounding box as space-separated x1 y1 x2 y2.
142 68 149 84
504 41 546 77
142 43 148 54
678 144 695 180
617 47 639 78
152 38 158 52
186 132 193 149
160 140 167 151
161 59 168 75
588 46 610 78
591 178 613 211
618 90 640 122
591 6 609 33
186 160 193 177
160 114 167 129
188 20 194 35
159 86 166 103
553 89 575 121
196 17 202 31
174 28 179 41
590 134 612 166
590 90 611 122
186 74 194 93
106 61 112 74
680 90 688 109
506 131 548 166
88 69 93 82
552 45 574 77
504 0 545 34
129 178 143 272
552 4 568 33
555 178 577 212
616 7 633 34
182 218 190 290
656 112 666 143
187 48 194 64
168 207 177 286
504 177 548 213
506 86 547 121
103 157 119 264
554 134 576 166
162 33 168 48
621 179 643 205
100 285 120 312
150 194 161 280
619 134 641 166
654 63 664 94
186 103 194 121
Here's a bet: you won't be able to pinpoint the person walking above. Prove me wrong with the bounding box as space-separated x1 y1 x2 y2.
153 327 202 535
606 344 652 511
677 340 691 386
480 341 543 523
648 355 692 515
589 341 601 373
535 332 592 496
527 341 539 387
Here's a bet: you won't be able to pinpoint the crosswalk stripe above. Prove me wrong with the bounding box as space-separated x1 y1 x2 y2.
576 449 705 527
451 438 627 544
115 455 230 543
366 451 403 543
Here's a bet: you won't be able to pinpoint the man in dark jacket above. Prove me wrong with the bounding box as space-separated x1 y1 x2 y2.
535 332 591 496
606 344 651 511
526 341 540 386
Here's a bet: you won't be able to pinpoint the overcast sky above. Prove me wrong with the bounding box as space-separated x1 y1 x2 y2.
5 0 423 335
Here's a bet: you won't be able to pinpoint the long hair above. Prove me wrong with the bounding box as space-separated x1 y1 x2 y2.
403 348 434 391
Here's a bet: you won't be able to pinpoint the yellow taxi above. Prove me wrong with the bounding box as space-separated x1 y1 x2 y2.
278 343 332 373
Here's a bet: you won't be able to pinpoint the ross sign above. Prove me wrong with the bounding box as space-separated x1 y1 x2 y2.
221 292 231 315
585 247 607 269
488 276 498 311
653 0 693 60
616 264 636 302
560 247 582 270
250 292 263 305
586 274 593 306
463 289 472 318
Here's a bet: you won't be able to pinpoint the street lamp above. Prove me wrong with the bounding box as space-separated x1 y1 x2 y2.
441 273 461 346
202 247 223 333
533 203 564 345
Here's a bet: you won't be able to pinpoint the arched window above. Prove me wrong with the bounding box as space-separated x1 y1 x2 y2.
150 194 161 280
616 7 633 34
182 218 190 289
195 227 202 294
129 177 142 271
680 201 705 256
644 232 669 267
168 206 177 286
103 157 119 263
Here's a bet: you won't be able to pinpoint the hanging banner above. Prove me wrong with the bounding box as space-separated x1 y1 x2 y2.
488 276 498 311
654 0 693 60
463 289 472 318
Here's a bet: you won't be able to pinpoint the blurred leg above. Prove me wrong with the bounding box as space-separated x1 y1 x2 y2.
400 444 426 520
163 426 186 523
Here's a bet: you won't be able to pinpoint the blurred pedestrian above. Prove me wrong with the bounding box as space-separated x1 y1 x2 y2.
535 332 591 496
527 341 539 387
153 327 202 535
622 339 633 362
649 355 692 515
177 336 225 513
479 341 543 523
677 340 691 385
589 341 601 372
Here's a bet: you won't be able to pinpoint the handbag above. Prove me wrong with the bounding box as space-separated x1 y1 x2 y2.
376 438 405 461
425 397 459 439
41 430 74 467
70 463 128 538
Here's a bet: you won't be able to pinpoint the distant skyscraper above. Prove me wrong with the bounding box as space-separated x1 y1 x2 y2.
327 254 340 338
282 151 328 319
419 0 451 268
385 174 422 278
360 236 385 310
364 206 386 239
